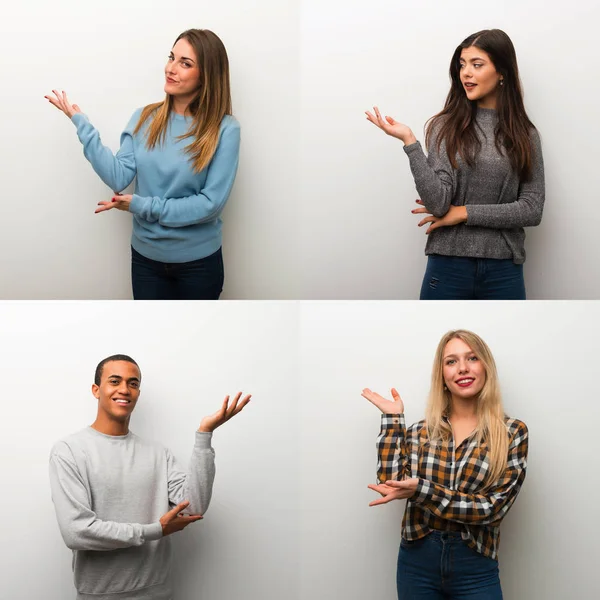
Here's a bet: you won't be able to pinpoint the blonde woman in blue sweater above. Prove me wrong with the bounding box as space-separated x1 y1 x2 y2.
46 29 240 300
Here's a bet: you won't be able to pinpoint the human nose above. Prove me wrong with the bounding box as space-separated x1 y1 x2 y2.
117 381 130 395
458 359 469 373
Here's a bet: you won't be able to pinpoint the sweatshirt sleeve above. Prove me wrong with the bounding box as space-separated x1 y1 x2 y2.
166 431 216 517
410 420 528 525
49 447 163 551
376 413 414 483
465 129 545 228
128 120 240 227
71 110 139 193
403 125 458 218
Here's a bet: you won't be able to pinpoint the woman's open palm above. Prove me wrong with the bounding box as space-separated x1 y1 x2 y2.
45 90 82 119
362 387 405 414
365 106 413 142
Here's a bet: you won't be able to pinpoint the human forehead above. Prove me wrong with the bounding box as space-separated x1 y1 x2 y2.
102 361 141 381
443 337 475 358
459 46 491 62
171 38 197 62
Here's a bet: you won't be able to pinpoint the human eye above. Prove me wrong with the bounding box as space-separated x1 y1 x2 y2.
474 63 483 68
446 359 456 365
468 355 479 361
168 55 174 61
109 378 119 385
129 381 140 389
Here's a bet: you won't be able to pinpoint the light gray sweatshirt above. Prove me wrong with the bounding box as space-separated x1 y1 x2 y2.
404 108 545 264
49 427 215 600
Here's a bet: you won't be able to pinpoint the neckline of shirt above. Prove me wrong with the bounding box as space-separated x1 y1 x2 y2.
86 426 132 440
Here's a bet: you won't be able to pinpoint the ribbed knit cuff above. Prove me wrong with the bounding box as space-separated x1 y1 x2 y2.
195 431 213 449
142 521 164 542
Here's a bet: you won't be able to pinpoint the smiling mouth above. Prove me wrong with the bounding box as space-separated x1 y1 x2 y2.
113 399 131 405
456 378 475 387
464 83 477 89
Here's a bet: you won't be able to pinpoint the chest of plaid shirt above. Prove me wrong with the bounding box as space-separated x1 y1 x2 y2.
377 413 528 560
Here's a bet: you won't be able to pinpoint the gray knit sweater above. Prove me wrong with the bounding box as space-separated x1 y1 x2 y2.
49 427 215 600
403 108 545 264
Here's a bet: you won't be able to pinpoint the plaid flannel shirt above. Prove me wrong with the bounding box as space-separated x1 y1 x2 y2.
376 413 528 560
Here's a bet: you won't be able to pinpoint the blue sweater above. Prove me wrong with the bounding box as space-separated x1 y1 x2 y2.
71 109 241 263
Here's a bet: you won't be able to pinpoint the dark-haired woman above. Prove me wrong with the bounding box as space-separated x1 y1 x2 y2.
366 29 544 300
46 29 240 300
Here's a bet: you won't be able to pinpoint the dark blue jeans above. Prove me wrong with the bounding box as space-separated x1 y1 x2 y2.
131 246 224 300
397 531 502 599
420 255 526 300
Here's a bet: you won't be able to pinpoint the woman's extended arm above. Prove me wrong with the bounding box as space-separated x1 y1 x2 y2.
46 90 137 193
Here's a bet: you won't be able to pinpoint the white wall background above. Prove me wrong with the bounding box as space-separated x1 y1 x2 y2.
0 302 300 600
298 301 600 599
299 0 600 299
0 301 598 599
2 0 599 299
0 0 300 299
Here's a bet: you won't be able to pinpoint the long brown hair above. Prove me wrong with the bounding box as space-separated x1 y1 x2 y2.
134 29 232 173
425 29 536 181
425 330 509 490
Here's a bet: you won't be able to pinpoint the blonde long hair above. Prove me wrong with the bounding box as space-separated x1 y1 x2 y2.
425 330 509 489
134 29 232 173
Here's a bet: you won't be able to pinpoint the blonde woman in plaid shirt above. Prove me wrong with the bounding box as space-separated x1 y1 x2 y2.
362 330 528 599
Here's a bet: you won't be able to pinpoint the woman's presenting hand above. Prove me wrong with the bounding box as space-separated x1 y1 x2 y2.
368 478 419 506
361 387 404 414
412 200 467 234
95 194 133 214
365 106 417 145
44 90 82 119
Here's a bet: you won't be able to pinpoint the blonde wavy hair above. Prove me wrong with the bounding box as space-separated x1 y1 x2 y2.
134 29 232 174
425 330 509 489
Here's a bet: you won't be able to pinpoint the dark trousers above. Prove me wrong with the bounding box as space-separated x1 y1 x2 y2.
131 246 224 300
420 255 526 300
397 531 503 599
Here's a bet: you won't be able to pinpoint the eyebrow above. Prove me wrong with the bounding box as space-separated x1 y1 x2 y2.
107 374 140 382
443 352 476 359
169 51 195 64
459 56 486 62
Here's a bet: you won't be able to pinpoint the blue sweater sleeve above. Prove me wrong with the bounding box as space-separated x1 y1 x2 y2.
128 120 241 227
71 111 138 193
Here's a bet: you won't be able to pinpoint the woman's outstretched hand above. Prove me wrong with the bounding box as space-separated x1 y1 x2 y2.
368 478 419 506
411 199 467 234
45 90 82 119
95 194 133 214
365 106 416 145
361 387 404 414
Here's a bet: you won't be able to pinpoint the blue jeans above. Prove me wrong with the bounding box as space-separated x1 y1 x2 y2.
130 246 224 300
420 255 526 300
397 531 502 599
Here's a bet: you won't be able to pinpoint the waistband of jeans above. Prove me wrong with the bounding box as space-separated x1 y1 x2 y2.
428 530 464 540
